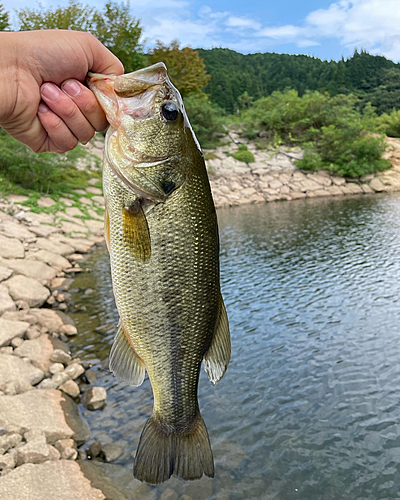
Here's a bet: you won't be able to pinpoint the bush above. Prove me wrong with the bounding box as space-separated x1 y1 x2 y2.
375 109 400 137
231 150 255 164
184 93 224 148
237 144 248 151
0 128 100 195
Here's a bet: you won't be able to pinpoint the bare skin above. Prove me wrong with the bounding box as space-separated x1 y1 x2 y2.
0 30 124 153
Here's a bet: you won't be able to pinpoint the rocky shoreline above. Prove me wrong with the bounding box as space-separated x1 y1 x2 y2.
0 188 114 499
206 135 400 207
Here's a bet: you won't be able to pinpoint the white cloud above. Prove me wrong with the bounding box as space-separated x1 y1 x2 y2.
225 16 261 31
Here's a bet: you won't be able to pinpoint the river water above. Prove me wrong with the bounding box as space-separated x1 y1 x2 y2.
69 193 400 500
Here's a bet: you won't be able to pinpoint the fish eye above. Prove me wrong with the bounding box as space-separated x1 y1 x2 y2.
161 101 179 122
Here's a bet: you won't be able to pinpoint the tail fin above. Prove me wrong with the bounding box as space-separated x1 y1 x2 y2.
133 413 214 484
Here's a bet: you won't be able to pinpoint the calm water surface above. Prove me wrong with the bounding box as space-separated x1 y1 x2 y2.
70 193 400 500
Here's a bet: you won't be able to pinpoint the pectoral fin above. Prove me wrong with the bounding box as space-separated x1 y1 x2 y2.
203 295 231 386
109 322 146 386
123 200 151 263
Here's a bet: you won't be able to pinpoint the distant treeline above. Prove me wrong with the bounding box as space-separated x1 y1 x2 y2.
197 48 400 115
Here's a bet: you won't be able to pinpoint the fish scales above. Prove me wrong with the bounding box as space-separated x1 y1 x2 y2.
88 62 231 484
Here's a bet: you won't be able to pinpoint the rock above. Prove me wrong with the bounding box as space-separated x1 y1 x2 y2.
332 177 346 186
65 207 84 217
15 299 30 310
88 209 103 220
30 308 64 333
0 221 36 242
0 235 24 258
160 489 179 500
327 185 344 196
55 439 77 460
82 387 107 410
361 183 374 194
0 284 16 315
51 235 93 253
0 346 13 354
26 250 70 271
24 429 45 442
60 220 88 235
26 326 41 340
60 324 78 336
102 443 123 462
85 370 97 384
88 441 102 459
0 433 22 454
37 379 58 390
85 219 104 235
14 335 54 375
0 451 16 472
0 390 86 443
64 363 85 380
50 363 65 375
5 275 50 307
47 296 56 305
50 277 67 289
59 197 73 207
0 354 44 393
26 212 54 225
292 171 307 181
361 173 374 182
310 173 332 187
8 194 29 203
10 337 23 348
370 177 386 192
16 435 60 465
28 225 58 238
79 197 92 206
341 183 363 195
86 187 102 195
50 349 72 365
0 267 13 283
51 372 70 388
0 461 106 500
35 237 75 256
92 195 105 205
0 257 58 282
60 380 80 398
37 196 56 208
0 319 29 346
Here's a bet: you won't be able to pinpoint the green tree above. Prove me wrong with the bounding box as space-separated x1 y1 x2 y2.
17 0 145 72
148 40 210 97
0 3 10 31
93 1 146 72
184 93 223 148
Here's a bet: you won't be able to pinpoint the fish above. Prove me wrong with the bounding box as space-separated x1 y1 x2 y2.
87 63 231 485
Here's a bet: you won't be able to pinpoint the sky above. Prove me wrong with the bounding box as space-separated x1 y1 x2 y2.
4 0 400 62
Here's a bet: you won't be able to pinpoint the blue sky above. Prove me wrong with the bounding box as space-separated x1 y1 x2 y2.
5 0 400 62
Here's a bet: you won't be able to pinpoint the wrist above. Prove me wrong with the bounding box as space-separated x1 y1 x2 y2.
0 32 20 125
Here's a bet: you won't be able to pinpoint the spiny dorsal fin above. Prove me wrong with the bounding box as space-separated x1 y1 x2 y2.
104 205 110 253
109 323 146 386
203 294 231 386
122 200 151 264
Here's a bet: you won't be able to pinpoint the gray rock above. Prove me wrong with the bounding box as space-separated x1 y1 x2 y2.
16 435 60 465
0 319 29 347
59 379 80 398
26 326 41 340
28 224 58 237
35 237 75 256
8 194 29 203
50 349 71 365
51 372 70 388
26 250 70 271
0 346 13 354
0 433 22 454
0 461 106 499
0 354 44 393
0 267 13 283
15 299 30 310
64 363 85 380
60 324 78 336
0 221 36 242
14 334 54 375
51 234 93 253
160 489 179 500
0 235 24 259
2 310 37 324
0 450 16 472
370 177 386 192
88 441 102 459
50 363 64 374
37 378 58 390
55 439 77 460
5 275 50 307
85 370 97 384
30 308 64 333
0 390 75 443
0 284 16 315
102 443 123 463
82 386 107 411
24 429 45 442
37 196 56 208
0 257 57 282
85 219 104 235
10 337 23 348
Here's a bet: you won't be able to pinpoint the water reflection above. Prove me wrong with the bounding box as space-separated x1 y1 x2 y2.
70 193 400 499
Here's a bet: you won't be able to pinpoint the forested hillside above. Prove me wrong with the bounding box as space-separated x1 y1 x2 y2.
197 48 400 115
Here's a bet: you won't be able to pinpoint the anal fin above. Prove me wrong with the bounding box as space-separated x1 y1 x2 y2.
109 323 146 386
203 294 231 386
123 200 151 264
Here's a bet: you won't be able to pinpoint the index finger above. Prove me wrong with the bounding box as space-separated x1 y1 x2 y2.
84 33 124 76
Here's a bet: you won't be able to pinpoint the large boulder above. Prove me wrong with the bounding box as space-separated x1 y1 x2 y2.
0 461 105 500
0 390 87 443
0 221 36 242
0 235 24 259
0 257 57 282
34 238 75 256
0 354 44 393
5 275 50 307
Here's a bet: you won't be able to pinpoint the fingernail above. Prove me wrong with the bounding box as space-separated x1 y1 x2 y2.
62 79 81 97
41 83 60 101
38 102 49 113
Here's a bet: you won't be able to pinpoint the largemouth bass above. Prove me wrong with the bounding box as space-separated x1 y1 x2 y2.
87 63 231 484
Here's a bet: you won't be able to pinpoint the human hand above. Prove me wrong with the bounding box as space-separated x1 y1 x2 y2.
0 30 123 153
